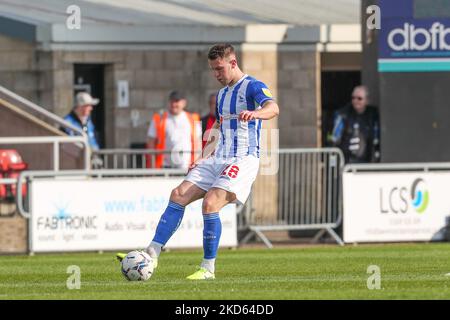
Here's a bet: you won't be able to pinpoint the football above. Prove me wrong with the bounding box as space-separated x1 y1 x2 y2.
120 250 154 281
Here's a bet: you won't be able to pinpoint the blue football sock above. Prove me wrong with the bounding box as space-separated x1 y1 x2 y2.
203 213 222 260
152 201 185 246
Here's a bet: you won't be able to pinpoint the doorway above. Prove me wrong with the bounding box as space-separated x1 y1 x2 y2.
321 71 361 147
73 64 105 148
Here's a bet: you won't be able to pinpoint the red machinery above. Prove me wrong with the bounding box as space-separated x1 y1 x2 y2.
0 149 28 200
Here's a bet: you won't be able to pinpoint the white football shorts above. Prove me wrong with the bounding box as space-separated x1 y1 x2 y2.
185 155 260 205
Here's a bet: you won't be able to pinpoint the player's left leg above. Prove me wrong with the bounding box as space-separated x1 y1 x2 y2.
186 187 236 280
186 155 260 280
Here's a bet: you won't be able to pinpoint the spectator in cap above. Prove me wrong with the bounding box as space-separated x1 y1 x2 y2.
61 91 100 150
146 90 201 169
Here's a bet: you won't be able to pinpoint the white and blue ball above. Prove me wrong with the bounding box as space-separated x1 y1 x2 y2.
121 250 154 281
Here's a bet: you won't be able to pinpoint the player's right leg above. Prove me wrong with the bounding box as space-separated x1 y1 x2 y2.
146 181 206 263
117 181 206 267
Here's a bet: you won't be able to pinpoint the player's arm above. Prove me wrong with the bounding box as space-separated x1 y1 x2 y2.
239 82 279 122
239 100 279 121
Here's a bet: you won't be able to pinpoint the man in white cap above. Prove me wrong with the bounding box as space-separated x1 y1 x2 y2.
62 91 100 150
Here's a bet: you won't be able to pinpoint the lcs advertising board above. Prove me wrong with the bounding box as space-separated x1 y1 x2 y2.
30 178 237 252
343 170 450 243
379 0 450 72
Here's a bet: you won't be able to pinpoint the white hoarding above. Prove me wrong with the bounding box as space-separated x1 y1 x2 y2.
31 178 237 252
343 171 450 243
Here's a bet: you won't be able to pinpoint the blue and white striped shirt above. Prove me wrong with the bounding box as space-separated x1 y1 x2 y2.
214 74 274 159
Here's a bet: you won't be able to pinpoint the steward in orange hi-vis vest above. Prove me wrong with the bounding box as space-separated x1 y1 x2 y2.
146 111 201 168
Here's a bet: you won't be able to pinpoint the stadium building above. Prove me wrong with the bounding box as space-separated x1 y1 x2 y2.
0 0 361 150
0 0 360 253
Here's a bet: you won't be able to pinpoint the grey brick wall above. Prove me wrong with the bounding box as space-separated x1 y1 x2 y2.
278 51 321 148
0 216 27 253
48 49 221 148
0 34 38 104
0 34 321 149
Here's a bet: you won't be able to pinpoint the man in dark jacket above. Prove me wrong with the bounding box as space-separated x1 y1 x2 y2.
331 85 380 163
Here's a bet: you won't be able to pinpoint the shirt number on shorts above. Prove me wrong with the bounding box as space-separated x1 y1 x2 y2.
221 165 240 179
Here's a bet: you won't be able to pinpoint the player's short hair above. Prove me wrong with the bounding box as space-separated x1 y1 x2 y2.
208 43 235 60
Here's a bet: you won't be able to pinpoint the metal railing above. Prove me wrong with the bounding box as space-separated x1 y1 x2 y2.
0 136 91 171
240 148 345 247
15 169 186 219
93 147 345 247
14 169 187 254
0 85 85 137
344 162 450 173
93 149 202 169
12 148 345 248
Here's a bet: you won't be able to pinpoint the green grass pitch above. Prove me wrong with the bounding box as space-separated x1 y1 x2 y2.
1 243 450 300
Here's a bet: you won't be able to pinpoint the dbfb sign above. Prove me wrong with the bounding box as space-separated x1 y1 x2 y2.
343 170 450 243
30 178 237 252
378 0 450 72
387 22 450 52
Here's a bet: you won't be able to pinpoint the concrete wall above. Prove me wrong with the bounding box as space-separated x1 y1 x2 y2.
277 51 321 148
48 47 320 149
241 47 279 223
0 33 320 150
0 217 26 253
0 34 39 103
49 49 221 148
240 47 321 223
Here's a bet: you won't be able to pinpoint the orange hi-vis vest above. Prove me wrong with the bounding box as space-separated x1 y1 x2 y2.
147 111 200 168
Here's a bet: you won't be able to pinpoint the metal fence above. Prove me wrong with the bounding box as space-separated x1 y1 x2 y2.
0 136 90 171
240 148 345 247
15 169 186 220
0 136 90 219
93 147 345 247
93 149 201 169
14 169 187 254
7 148 345 246
0 85 86 137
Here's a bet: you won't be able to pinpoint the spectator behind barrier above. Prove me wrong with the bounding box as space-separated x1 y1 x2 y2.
330 85 380 163
61 91 100 150
146 90 202 169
